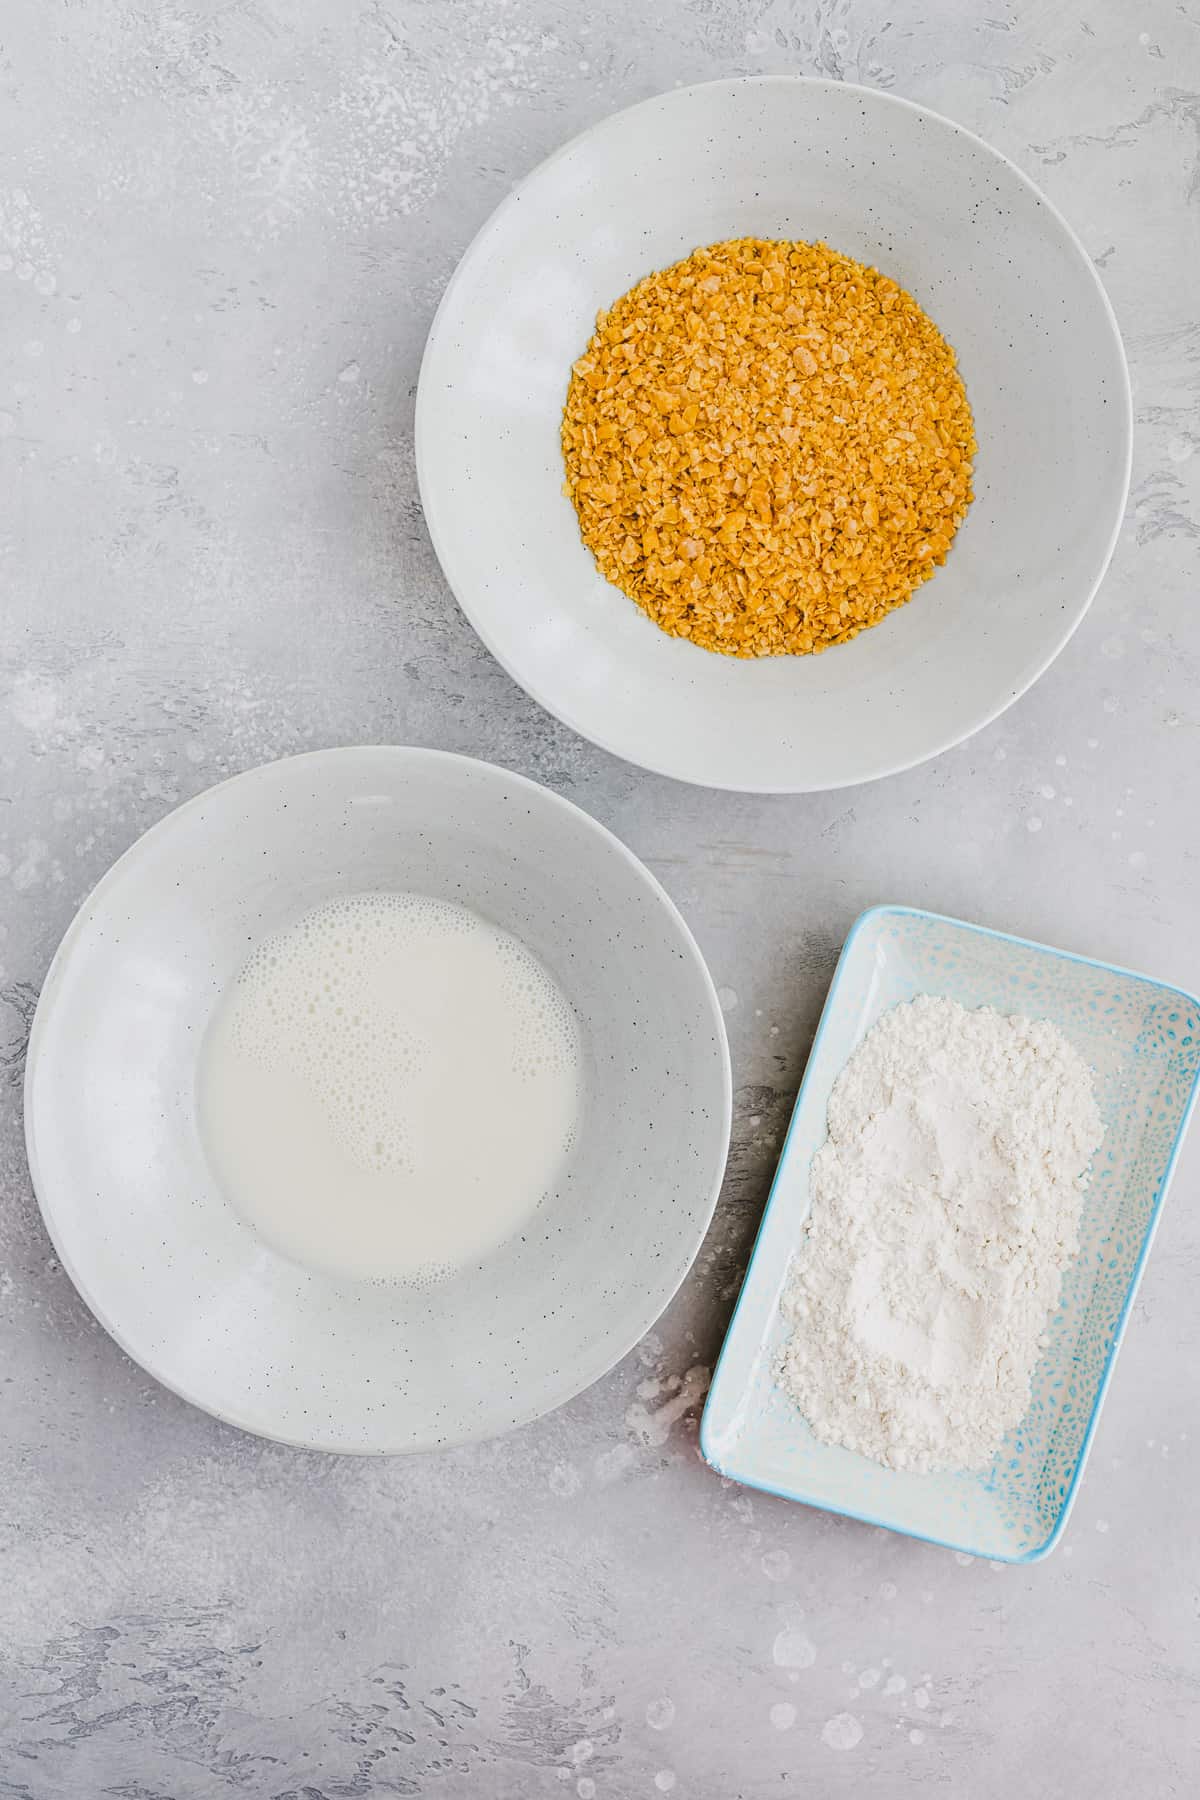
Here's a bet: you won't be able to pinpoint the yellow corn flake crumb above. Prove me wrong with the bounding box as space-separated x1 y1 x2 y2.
561 237 976 658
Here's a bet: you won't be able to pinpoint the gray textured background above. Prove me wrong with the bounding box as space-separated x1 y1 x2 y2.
2 2 1199 1795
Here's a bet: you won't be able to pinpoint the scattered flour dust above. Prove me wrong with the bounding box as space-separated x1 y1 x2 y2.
625 1364 709 1447
772 1627 816 1669
778 997 1103 1472
822 1711 864 1750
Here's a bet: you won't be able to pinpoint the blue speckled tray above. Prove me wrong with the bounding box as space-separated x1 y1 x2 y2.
701 905 1200 1562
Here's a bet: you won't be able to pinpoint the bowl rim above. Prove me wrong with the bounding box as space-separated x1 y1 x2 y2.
24 744 734 1455
699 902 1200 1561
415 73 1134 795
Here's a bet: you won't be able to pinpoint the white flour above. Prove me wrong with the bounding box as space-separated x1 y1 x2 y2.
778 996 1104 1473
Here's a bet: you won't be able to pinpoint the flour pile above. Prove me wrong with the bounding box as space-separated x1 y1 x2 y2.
778 996 1104 1473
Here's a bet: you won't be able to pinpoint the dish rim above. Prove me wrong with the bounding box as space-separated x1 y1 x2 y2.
699 902 1200 1561
415 74 1134 795
24 744 734 1455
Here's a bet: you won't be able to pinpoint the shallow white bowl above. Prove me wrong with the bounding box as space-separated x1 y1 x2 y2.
417 77 1131 792
25 748 731 1453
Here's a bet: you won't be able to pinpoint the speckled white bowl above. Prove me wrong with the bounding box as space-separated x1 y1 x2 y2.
24 747 731 1453
417 76 1131 792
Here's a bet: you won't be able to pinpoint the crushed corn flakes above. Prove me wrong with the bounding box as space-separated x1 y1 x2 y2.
561 237 976 657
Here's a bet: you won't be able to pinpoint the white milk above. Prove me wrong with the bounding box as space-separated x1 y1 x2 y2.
197 891 581 1282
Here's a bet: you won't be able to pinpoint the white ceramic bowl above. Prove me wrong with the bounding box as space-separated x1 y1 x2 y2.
24 748 731 1453
417 77 1131 792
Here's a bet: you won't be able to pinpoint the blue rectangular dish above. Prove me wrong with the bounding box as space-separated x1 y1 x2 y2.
701 905 1200 1562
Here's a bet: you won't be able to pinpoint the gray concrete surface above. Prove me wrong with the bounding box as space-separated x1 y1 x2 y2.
2 2 1198 1794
